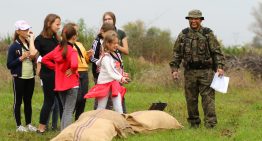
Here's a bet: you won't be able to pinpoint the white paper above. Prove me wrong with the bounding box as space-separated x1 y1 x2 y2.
210 73 229 94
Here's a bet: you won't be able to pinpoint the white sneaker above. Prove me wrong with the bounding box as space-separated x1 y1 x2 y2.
27 124 37 132
16 125 28 132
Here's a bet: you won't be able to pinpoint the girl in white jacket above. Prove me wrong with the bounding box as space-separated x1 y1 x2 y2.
84 30 129 113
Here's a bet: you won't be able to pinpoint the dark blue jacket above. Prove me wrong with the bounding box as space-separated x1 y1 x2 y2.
90 35 103 79
6 41 36 77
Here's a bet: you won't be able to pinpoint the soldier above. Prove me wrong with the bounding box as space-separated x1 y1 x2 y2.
169 9 225 128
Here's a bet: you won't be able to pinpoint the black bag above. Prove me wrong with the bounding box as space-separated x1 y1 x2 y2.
148 102 167 111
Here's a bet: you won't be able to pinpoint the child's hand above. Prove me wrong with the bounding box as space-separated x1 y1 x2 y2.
123 73 131 83
123 72 129 77
86 49 94 57
19 51 30 61
121 77 129 84
28 31 35 42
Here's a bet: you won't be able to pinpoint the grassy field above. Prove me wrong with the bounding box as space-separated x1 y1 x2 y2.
0 79 262 141
1 48 262 141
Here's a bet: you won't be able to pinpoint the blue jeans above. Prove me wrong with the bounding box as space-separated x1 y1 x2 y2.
46 96 59 129
59 88 78 130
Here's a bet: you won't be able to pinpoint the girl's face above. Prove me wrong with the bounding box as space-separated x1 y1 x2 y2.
106 37 118 52
50 18 61 33
17 29 29 40
103 15 114 25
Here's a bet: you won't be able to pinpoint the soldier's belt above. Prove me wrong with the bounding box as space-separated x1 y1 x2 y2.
187 63 212 70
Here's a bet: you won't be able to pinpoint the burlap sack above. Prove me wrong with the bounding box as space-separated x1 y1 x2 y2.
78 110 134 137
51 116 117 141
124 110 183 133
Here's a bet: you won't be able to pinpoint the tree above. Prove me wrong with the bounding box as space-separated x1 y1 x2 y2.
63 18 95 49
251 2 262 47
123 20 146 57
122 20 173 63
76 18 95 49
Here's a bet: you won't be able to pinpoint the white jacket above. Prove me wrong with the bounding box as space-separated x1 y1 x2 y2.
97 53 123 84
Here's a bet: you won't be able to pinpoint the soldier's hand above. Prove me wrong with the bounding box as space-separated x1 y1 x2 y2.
217 68 224 77
172 71 179 80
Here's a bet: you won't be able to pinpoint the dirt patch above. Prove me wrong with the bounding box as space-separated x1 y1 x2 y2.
220 128 235 137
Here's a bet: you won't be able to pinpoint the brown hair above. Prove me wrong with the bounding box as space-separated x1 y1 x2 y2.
60 23 77 59
13 31 28 45
40 13 61 40
102 11 116 26
99 23 115 37
13 32 19 42
103 30 118 52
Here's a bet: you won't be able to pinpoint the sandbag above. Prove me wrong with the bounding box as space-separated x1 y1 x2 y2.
78 110 134 137
51 116 117 141
124 110 183 133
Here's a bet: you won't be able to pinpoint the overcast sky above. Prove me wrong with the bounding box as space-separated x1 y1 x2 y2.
0 0 261 46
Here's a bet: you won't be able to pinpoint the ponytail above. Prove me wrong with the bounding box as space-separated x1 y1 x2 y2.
60 29 68 59
60 23 77 59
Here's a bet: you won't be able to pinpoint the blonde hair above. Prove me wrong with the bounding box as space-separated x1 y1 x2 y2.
103 30 118 52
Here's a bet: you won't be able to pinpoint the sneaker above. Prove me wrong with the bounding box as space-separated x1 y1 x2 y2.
16 125 28 132
27 124 37 132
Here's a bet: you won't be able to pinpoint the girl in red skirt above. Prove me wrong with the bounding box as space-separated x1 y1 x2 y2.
84 30 129 113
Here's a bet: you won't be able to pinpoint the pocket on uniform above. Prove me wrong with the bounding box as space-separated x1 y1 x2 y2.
184 39 192 55
197 39 207 55
201 70 214 85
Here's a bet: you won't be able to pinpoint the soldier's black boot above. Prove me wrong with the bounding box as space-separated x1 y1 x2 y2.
188 118 201 128
204 123 216 129
190 123 200 128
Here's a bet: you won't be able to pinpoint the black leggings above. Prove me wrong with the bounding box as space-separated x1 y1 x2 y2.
12 77 35 126
74 71 88 120
39 76 63 125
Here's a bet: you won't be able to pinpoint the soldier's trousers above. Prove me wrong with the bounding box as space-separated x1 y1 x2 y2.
184 69 217 127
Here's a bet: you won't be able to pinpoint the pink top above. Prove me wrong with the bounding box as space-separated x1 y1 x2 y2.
42 45 79 91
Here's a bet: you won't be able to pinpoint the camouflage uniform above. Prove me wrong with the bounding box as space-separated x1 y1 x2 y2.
169 10 225 128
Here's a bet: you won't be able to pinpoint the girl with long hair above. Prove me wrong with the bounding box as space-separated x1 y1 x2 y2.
35 13 62 133
42 23 79 130
7 20 38 132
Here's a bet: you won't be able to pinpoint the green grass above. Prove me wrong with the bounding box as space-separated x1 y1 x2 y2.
1 48 262 141
1 80 262 141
